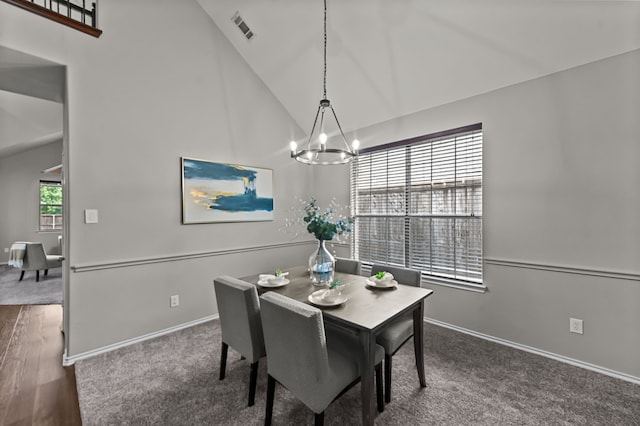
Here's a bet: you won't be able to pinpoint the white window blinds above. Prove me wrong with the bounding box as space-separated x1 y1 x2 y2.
350 124 483 286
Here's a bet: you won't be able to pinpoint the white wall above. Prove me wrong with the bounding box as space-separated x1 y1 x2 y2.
0 0 314 358
0 141 63 257
319 49 640 380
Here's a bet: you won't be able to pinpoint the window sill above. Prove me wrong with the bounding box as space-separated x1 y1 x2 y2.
421 275 487 293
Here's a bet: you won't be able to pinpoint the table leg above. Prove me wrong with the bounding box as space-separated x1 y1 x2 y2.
360 330 375 425
413 301 426 387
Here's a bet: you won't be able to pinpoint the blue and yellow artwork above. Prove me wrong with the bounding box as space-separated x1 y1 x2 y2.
181 157 274 223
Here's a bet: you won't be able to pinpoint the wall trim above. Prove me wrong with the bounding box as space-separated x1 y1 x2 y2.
63 312 640 385
70 240 315 273
425 317 640 386
485 258 640 282
63 314 219 366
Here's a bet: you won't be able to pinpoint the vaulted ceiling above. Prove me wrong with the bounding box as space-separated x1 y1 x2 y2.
0 45 64 158
198 0 640 134
3 1 640 158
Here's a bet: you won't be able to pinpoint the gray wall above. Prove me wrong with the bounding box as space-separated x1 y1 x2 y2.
2 1 638 381
0 141 63 258
0 0 314 357
318 49 640 379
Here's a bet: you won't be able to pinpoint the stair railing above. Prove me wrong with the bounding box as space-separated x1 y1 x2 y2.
1 0 102 37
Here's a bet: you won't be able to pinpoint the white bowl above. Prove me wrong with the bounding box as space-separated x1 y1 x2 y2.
259 274 276 282
268 275 287 285
371 272 394 284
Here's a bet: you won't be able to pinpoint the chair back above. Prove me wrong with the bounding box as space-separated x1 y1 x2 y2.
370 264 421 287
260 292 331 394
22 243 48 271
213 276 265 363
335 257 361 275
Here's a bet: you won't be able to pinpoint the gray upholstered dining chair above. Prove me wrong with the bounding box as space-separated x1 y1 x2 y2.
335 257 361 275
213 276 266 407
259 292 384 425
370 263 422 403
19 242 63 282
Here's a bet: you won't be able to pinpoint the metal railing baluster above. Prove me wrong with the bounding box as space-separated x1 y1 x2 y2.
3 0 101 36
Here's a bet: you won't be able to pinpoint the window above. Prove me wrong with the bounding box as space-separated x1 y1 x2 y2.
39 180 63 231
350 123 483 288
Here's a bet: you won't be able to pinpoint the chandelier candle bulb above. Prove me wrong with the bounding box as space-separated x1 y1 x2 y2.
319 133 328 145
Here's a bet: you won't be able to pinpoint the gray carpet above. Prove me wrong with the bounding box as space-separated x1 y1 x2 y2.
0 265 62 305
75 320 640 425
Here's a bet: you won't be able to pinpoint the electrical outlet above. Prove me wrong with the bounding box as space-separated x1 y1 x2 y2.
170 294 180 308
3 248 8 253
570 318 583 334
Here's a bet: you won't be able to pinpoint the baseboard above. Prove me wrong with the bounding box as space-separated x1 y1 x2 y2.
63 314 220 366
425 317 640 386
63 313 640 385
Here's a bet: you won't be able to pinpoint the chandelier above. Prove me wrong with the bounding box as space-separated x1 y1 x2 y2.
289 0 359 165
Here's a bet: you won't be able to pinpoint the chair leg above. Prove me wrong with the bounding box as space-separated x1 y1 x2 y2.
36 270 40 282
265 375 276 426
314 412 324 426
19 271 25 281
376 362 384 412
248 361 259 406
384 353 392 403
219 342 228 380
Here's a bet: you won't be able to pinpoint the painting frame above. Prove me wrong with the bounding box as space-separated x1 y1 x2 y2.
181 157 274 224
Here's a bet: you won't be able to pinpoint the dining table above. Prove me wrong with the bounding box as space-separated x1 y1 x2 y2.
241 265 434 425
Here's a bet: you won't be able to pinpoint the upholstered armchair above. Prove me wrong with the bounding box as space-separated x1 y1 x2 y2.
19 242 63 282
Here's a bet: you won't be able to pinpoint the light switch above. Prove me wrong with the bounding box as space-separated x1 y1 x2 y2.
85 209 99 224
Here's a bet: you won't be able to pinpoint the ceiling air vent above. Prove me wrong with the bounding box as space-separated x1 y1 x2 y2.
231 11 255 41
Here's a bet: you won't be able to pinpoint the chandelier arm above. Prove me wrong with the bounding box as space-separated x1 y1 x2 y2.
328 105 354 153
306 105 323 148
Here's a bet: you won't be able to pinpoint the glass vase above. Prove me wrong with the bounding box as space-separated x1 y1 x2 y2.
308 240 335 286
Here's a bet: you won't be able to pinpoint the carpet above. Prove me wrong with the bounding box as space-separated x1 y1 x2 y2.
0 265 62 305
75 320 640 425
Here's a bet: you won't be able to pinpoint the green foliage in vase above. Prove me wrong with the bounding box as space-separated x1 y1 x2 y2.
375 271 386 279
275 268 282 276
329 278 343 289
303 197 353 241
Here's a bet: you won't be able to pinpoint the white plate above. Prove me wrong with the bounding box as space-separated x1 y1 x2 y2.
308 289 348 306
365 278 398 289
258 278 290 288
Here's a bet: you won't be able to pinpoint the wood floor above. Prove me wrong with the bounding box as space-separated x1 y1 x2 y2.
0 304 82 426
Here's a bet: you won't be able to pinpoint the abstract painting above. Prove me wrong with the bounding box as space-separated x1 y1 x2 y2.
181 157 274 224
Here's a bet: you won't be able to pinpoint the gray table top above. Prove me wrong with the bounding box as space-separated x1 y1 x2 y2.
242 265 434 332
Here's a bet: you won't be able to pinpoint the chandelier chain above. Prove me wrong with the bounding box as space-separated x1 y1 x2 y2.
323 0 327 99
289 0 358 165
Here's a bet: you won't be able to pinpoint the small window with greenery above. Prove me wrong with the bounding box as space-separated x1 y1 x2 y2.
39 180 63 231
350 123 483 290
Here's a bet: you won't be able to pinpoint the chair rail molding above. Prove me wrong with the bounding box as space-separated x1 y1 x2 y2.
484 258 640 282
70 240 316 273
